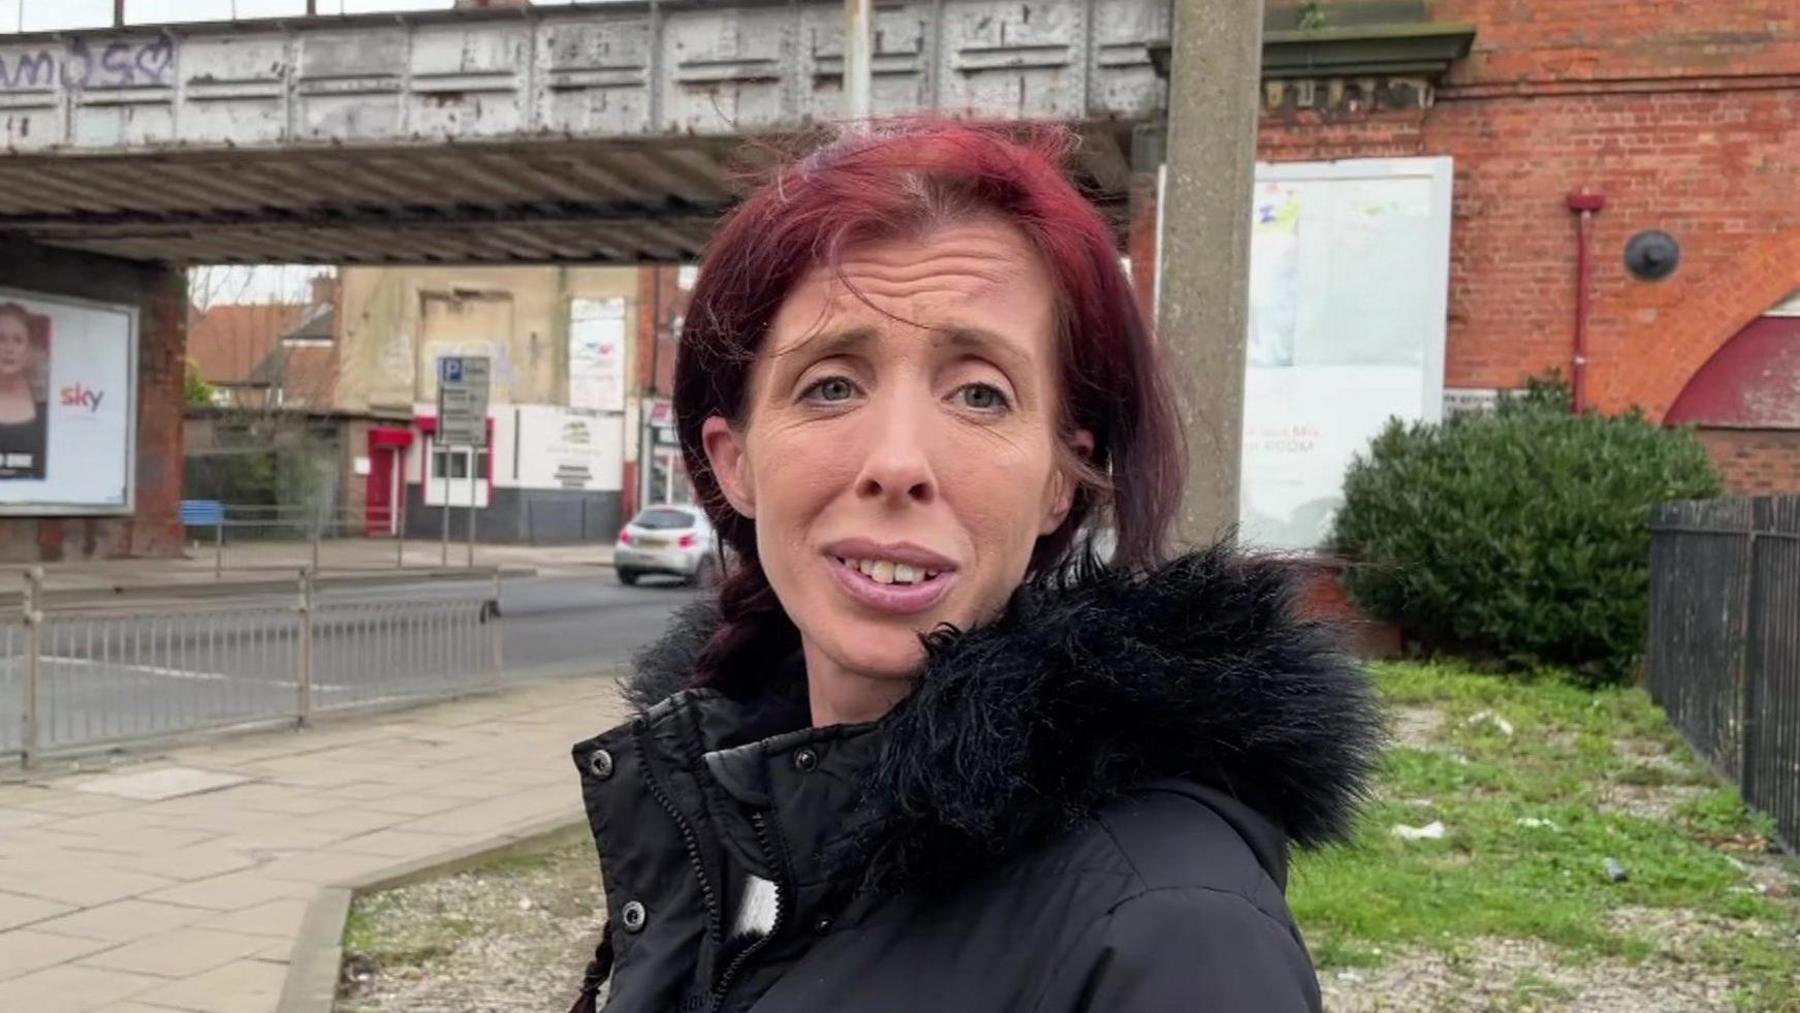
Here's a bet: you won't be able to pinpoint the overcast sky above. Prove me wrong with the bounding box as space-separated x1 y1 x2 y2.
1 1 589 31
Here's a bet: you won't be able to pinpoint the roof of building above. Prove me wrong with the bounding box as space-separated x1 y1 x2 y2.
187 303 308 384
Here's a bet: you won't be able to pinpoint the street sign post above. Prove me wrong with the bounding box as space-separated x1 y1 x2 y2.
436 355 490 567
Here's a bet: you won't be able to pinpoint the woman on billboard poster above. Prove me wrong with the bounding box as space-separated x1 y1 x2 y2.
0 302 50 481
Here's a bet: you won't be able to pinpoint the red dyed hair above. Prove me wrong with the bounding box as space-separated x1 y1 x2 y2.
674 121 1186 692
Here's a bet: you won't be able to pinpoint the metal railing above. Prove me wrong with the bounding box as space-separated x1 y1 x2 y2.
3 567 502 765
1645 495 1800 853
180 501 496 575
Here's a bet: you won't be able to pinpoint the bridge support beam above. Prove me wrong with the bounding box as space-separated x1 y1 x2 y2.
1157 0 1264 548
0 241 187 562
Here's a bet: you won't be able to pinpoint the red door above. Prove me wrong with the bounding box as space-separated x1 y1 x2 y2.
365 445 398 537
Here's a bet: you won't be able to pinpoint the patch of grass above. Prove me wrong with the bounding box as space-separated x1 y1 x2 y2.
1295 660 1800 1009
1507 970 1574 1008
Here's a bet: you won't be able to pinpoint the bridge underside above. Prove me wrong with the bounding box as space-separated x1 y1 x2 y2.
0 125 1140 264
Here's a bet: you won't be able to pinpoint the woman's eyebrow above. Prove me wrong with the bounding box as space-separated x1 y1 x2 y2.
776 325 880 363
935 327 1033 372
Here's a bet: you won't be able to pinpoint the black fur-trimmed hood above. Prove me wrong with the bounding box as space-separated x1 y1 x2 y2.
623 545 1384 892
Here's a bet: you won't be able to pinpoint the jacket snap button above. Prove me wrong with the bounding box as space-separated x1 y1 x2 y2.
587 749 614 780
793 747 819 773
812 915 832 935
620 900 647 933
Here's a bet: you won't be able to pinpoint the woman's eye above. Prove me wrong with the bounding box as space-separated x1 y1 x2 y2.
958 383 1011 411
806 377 857 403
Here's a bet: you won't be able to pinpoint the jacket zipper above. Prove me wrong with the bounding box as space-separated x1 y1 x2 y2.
708 811 791 1013
632 730 724 947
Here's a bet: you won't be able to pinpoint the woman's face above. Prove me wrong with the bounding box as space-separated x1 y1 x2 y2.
0 315 31 379
703 220 1089 684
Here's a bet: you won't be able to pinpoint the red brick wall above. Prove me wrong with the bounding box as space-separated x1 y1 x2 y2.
1258 0 1800 421
1696 429 1800 496
624 266 692 521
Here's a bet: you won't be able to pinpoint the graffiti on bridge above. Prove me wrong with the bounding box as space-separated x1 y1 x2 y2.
0 36 175 92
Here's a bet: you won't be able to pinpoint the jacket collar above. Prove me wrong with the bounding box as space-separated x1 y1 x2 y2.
618 545 1383 897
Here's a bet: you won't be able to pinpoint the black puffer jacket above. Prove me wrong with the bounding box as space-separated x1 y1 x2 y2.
569 548 1383 1012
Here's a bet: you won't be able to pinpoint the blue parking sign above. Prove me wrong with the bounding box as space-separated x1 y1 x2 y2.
442 357 464 383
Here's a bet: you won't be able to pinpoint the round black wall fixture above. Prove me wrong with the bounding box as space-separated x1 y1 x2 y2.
1624 230 1681 281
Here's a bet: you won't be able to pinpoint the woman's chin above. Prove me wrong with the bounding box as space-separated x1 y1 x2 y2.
816 626 930 683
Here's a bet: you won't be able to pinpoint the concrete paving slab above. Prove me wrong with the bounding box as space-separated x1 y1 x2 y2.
196 898 312 939
144 871 314 912
205 828 349 858
0 928 115 981
256 850 408 886
0 962 164 1013
32 808 167 838
5 791 136 815
358 792 465 816
78 926 275 979
37 826 219 855
132 957 288 1013
285 807 404 837
1 867 177 908
195 788 345 817
27 899 212 943
124 846 259 883
75 767 256 802
333 828 473 859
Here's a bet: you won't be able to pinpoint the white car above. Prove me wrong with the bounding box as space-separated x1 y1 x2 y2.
615 505 719 586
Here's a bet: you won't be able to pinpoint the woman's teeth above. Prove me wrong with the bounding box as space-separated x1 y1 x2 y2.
837 558 940 585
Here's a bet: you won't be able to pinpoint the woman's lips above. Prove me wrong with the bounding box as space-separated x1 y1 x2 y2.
827 557 956 616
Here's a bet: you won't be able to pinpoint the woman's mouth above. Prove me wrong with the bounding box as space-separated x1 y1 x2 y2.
835 557 942 585
827 555 957 615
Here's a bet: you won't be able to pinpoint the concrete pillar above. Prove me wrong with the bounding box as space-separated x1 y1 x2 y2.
1155 0 1264 547
0 240 187 562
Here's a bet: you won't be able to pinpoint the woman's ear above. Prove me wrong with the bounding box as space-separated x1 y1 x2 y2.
701 415 755 519
1040 429 1095 535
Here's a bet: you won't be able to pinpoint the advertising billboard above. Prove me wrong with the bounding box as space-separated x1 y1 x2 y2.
0 289 138 515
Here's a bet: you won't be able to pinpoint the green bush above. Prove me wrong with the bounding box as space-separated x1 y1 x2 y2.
1329 376 1723 685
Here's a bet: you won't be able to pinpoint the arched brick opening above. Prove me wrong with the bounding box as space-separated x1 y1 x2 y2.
1596 228 1800 421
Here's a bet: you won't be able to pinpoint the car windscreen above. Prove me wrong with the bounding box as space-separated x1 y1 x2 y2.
634 508 697 530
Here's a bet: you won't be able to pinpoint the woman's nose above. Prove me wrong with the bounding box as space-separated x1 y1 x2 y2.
854 397 937 506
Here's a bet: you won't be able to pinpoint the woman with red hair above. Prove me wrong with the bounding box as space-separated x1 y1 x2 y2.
568 122 1379 1012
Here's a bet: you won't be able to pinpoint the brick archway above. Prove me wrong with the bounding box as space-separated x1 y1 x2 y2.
1596 227 1800 421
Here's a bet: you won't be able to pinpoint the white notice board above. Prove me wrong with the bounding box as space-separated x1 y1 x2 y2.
1240 156 1453 552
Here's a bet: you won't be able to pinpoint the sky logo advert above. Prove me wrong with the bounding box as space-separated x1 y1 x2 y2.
60 384 105 412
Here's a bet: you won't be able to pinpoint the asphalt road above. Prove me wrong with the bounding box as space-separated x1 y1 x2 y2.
0 573 700 757
495 572 701 673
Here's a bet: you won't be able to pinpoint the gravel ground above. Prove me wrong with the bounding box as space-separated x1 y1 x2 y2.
1319 937 1743 1013
335 832 606 1013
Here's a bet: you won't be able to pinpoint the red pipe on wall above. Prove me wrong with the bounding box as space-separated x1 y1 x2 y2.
1566 190 1607 413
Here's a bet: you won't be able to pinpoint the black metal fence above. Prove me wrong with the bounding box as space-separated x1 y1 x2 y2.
1646 495 1800 853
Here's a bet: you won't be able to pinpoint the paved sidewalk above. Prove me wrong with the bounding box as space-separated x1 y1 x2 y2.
0 673 630 1013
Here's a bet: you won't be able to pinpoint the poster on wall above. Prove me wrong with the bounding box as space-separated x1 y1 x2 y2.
568 298 627 413
1239 157 1453 552
0 289 137 515
514 404 624 493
